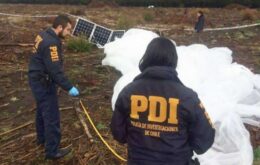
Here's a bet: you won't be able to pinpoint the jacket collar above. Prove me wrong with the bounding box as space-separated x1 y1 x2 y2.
46 28 61 43
134 66 183 84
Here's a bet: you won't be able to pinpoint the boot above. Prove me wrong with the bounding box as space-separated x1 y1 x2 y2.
45 148 71 160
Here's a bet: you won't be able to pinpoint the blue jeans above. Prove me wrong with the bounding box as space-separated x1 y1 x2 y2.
29 77 61 157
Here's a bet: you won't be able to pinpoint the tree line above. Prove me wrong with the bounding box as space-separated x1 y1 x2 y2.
0 0 259 7
116 0 259 8
0 0 90 4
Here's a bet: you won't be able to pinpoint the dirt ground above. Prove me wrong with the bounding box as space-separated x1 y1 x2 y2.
0 4 260 165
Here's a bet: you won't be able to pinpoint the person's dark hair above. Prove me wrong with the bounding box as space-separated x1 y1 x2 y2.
52 15 72 29
139 37 178 72
198 11 204 16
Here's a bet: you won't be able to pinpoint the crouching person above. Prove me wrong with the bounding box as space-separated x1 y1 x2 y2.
111 37 215 165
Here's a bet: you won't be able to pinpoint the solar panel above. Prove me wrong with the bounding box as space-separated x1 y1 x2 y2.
90 25 112 46
72 18 125 47
110 30 125 42
72 18 95 38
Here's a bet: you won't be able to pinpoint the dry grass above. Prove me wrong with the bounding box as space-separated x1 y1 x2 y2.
242 9 258 21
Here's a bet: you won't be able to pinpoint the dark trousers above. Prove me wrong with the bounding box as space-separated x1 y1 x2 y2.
29 78 61 157
195 32 203 43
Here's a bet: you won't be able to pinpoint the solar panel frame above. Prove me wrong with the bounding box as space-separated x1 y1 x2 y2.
88 24 96 42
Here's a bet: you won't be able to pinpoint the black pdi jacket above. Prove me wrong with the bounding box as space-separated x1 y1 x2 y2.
111 66 215 165
28 28 72 91
194 15 205 33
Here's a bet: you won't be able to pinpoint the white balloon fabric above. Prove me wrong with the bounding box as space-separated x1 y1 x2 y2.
102 28 260 165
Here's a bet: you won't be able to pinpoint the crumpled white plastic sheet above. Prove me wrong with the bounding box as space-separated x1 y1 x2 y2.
102 29 260 165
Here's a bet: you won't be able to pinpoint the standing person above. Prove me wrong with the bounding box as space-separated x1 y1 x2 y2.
111 37 215 165
194 11 205 33
28 15 79 160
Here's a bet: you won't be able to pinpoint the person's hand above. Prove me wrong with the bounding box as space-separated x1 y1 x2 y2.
69 87 79 97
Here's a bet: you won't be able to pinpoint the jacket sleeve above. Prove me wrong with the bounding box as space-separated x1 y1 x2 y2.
42 44 73 91
111 91 129 144
183 96 215 154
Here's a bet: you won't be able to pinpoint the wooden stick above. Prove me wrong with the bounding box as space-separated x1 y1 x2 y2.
17 145 43 161
6 90 17 96
78 155 85 165
78 113 94 142
0 133 20 149
0 121 34 137
60 106 74 111
0 103 9 109
0 62 12 65
21 132 36 140
74 102 94 143
62 144 72 149
17 152 33 161
0 43 34 47
72 134 84 141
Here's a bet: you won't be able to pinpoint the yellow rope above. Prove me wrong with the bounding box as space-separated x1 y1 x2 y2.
79 100 127 162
